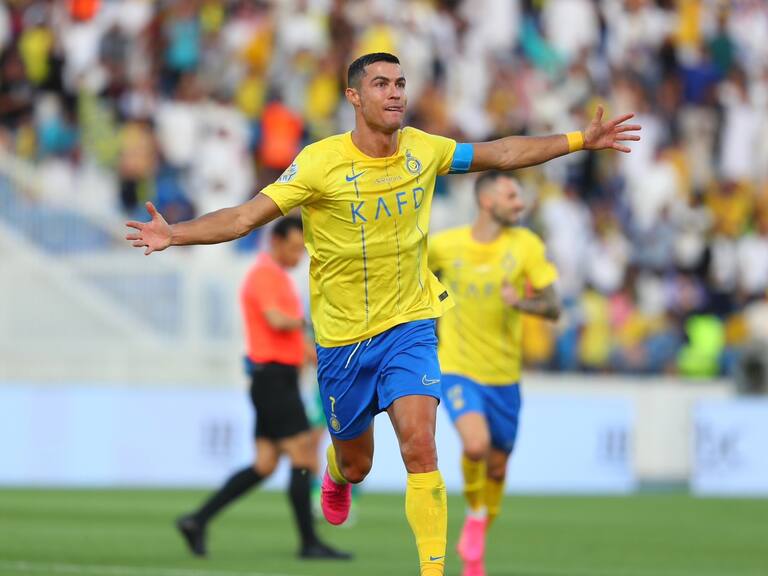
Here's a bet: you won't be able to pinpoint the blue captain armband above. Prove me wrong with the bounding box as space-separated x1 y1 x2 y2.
448 143 474 174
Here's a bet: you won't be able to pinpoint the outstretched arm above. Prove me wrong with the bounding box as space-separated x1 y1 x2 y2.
468 107 641 173
501 282 560 321
125 193 282 255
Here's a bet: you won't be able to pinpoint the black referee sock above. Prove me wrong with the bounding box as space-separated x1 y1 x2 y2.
288 467 319 548
195 466 263 525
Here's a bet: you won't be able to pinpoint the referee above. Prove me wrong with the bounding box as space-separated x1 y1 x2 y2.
176 216 351 560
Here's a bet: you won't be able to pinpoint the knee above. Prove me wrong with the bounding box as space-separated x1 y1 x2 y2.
487 464 506 483
463 437 490 462
339 455 372 484
253 458 277 478
400 430 437 472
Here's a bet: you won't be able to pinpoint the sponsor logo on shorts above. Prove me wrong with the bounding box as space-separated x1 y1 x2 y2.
329 396 342 432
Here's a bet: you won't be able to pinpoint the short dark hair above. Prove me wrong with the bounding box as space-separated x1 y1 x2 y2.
271 216 303 238
347 52 400 88
474 171 507 199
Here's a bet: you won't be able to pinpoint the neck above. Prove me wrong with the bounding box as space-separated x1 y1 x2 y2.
351 122 399 157
471 212 504 243
267 249 285 268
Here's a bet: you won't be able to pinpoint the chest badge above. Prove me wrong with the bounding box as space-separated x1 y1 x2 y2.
405 149 422 176
501 252 516 273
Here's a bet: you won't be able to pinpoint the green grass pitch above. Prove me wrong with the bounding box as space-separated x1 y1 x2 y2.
0 489 765 576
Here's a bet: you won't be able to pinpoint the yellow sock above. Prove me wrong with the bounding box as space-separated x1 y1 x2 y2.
461 454 487 513
405 470 447 576
485 476 505 528
326 444 347 484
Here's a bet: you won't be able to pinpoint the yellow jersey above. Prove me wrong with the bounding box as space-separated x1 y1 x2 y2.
429 226 558 384
262 127 468 347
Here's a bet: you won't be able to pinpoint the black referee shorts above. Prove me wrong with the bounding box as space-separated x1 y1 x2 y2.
249 362 310 440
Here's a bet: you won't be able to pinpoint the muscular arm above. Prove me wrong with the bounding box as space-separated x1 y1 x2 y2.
502 283 561 321
471 134 571 172
468 107 641 173
170 194 282 246
126 193 283 255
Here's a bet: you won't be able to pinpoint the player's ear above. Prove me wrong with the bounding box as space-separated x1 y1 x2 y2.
477 189 493 211
345 87 361 108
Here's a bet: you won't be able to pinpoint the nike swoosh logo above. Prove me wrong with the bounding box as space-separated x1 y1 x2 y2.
345 171 367 182
429 555 445 561
422 375 440 386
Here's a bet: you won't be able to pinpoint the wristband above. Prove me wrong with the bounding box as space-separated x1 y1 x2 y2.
566 131 584 153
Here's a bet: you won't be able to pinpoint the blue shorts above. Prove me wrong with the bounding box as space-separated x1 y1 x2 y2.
441 374 522 454
316 319 442 440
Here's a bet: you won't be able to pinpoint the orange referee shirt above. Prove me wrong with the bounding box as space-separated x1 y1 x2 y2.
241 253 305 366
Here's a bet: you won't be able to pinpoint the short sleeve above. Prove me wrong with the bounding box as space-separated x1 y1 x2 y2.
524 232 559 289
261 146 323 214
416 131 458 176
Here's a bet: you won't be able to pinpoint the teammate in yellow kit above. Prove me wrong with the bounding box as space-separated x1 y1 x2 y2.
126 52 639 576
430 173 560 576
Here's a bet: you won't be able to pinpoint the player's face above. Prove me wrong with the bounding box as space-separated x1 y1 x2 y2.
348 61 407 133
490 178 526 226
273 229 305 268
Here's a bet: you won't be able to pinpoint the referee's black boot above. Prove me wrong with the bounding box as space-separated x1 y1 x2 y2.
176 514 207 557
299 540 353 560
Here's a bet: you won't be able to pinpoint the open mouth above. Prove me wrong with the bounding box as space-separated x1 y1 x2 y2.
385 107 404 113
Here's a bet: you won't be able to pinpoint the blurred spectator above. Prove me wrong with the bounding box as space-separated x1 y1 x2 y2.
18 4 54 87
542 0 599 62
190 96 253 215
539 184 592 300
163 0 201 87
736 208 768 300
0 48 35 130
718 68 759 183
677 315 725 378
586 205 630 296
257 95 303 187
0 4 10 54
156 73 202 169
118 118 156 214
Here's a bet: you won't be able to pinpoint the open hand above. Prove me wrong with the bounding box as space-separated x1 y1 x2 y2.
583 106 641 153
125 201 172 255
501 279 520 308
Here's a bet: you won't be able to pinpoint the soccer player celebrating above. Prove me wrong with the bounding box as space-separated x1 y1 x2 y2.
430 173 560 576
126 52 639 576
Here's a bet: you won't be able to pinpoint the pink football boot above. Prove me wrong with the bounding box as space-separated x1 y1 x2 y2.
462 559 487 576
320 469 352 526
457 516 487 562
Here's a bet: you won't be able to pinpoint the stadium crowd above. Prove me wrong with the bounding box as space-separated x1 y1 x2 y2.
1 0 767 378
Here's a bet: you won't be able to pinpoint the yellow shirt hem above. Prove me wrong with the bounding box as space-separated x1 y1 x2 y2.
315 309 444 348
438 363 521 386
